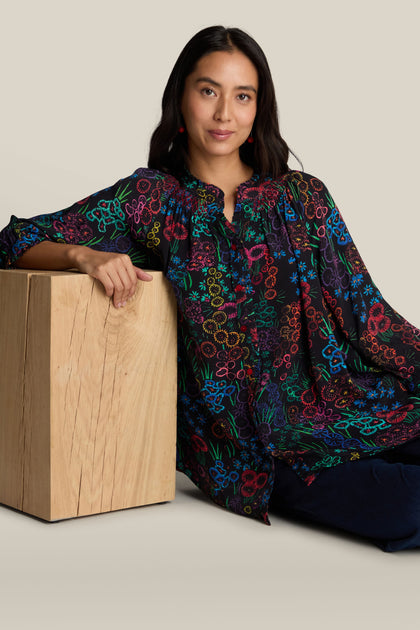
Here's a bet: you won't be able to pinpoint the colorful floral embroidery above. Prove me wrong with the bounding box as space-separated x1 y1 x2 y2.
1 167 419 525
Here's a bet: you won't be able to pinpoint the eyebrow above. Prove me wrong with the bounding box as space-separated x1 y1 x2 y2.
195 77 257 94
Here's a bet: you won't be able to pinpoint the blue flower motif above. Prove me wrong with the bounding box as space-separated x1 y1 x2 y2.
351 273 363 288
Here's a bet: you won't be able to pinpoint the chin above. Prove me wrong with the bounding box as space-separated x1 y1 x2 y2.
204 143 244 158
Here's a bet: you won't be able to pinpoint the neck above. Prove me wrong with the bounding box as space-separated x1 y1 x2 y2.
186 153 253 197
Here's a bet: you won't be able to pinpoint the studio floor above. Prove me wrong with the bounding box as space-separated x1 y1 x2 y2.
0 471 418 630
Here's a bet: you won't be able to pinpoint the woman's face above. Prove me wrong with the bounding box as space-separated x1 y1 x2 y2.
181 49 258 167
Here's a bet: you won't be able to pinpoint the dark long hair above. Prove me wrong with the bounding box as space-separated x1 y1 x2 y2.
148 26 295 179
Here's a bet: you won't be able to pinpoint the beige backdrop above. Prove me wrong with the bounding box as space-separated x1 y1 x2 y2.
1 2 419 629
1 0 419 326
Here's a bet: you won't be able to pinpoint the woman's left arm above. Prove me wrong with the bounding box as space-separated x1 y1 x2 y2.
294 172 420 383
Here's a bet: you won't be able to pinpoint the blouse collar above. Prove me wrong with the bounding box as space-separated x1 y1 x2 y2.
179 167 262 198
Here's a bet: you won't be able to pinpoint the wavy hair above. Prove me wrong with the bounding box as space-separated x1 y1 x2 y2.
148 26 295 179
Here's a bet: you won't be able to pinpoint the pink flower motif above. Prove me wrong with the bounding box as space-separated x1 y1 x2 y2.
312 191 329 219
187 241 216 269
53 214 93 243
125 195 147 224
184 298 204 324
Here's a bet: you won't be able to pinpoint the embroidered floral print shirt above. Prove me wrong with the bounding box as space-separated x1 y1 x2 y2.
1 168 420 524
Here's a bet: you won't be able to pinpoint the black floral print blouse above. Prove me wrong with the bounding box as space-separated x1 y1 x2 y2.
1 167 419 524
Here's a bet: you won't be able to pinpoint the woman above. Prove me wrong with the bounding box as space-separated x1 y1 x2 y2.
1 26 420 551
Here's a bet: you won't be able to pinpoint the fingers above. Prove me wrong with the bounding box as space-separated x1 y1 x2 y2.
113 265 153 308
109 255 139 308
73 248 153 308
104 258 154 308
135 267 153 282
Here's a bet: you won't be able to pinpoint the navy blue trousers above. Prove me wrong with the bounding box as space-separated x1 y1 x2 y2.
269 438 420 551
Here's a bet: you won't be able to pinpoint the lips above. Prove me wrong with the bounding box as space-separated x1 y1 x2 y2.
208 129 234 140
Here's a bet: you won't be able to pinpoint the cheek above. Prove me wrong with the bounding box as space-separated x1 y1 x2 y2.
239 106 257 130
248 104 258 125
182 96 209 129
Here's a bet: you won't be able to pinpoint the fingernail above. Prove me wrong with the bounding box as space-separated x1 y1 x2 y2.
117 302 122 308
121 301 127 307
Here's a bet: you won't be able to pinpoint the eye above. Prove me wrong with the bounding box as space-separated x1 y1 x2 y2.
201 87 216 96
237 93 251 102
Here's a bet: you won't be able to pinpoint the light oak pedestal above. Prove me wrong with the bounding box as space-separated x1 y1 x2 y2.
0 269 177 521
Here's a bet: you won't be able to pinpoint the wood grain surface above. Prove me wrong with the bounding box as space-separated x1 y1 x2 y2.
0 269 177 521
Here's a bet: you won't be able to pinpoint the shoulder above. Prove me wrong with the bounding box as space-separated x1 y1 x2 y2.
277 171 338 216
257 170 330 200
280 170 330 195
128 167 181 195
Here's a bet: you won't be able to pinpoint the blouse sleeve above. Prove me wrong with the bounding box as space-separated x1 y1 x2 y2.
290 171 420 387
0 167 179 271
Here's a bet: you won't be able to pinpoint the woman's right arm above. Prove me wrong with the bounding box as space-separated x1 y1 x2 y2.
15 241 153 308
0 168 171 307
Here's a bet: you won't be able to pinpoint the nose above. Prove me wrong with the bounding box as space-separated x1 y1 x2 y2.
214 96 231 122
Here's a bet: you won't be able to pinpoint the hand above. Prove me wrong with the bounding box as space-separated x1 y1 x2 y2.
71 247 152 308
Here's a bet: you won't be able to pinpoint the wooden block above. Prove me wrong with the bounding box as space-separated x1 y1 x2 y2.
0 269 177 521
